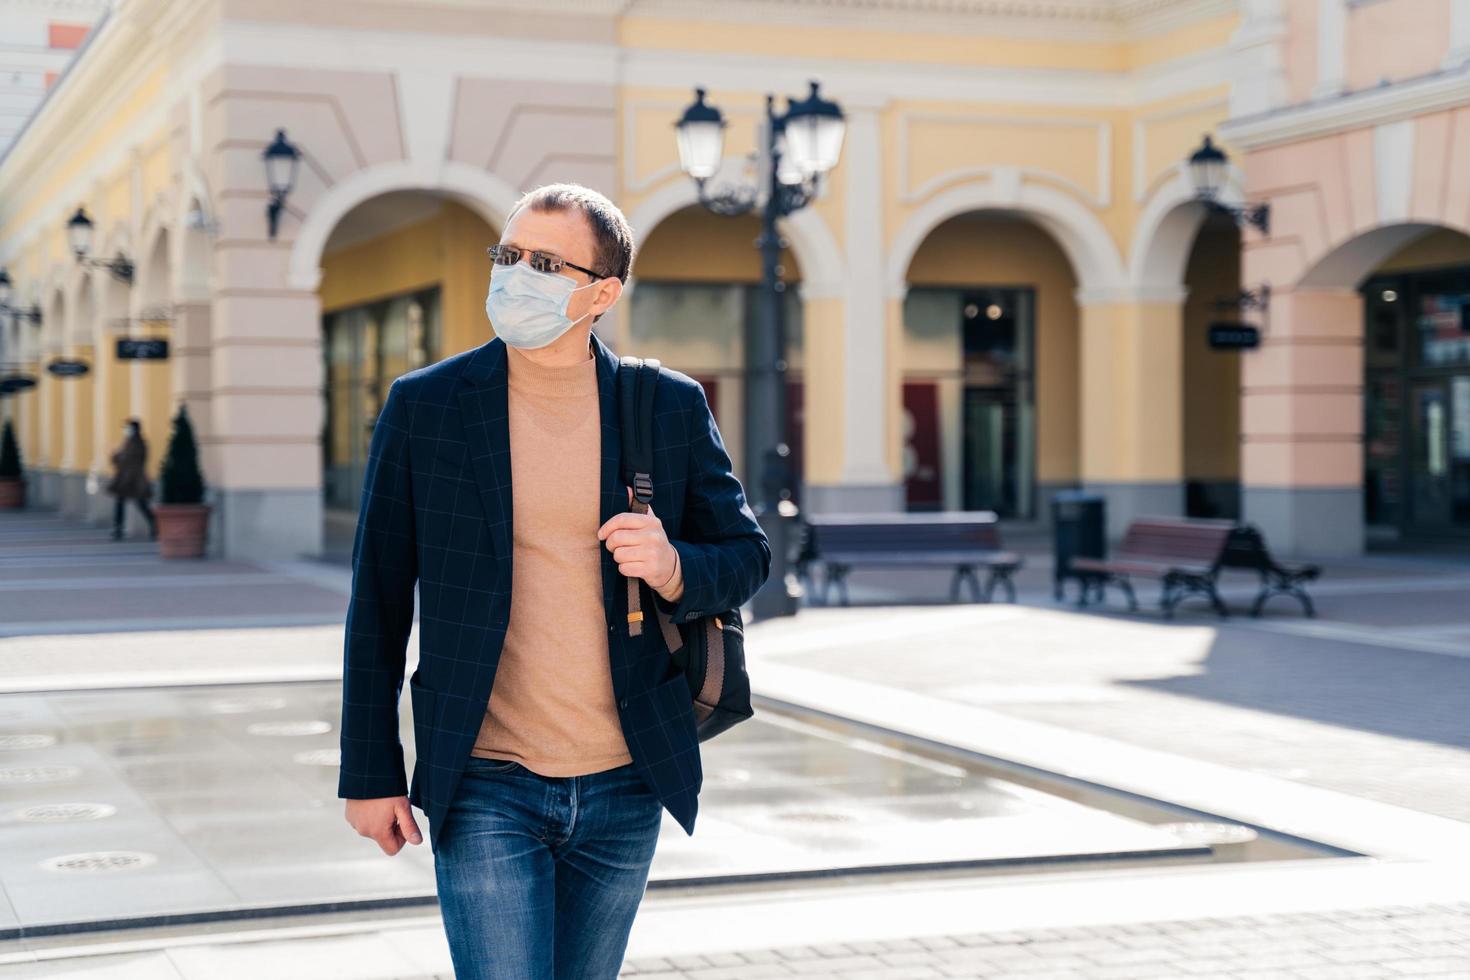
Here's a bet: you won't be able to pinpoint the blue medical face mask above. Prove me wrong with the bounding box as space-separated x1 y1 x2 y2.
485 261 603 349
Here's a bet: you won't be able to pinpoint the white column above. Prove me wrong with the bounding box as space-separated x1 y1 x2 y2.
1446 0 1470 68
1313 0 1346 100
1229 0 1289 118
839 97 895 494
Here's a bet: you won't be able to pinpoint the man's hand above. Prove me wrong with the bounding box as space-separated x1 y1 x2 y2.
599 486 680 596
345 797 422 855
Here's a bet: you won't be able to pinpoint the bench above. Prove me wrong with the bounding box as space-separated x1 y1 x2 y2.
1070 516 1237 619
796 511 1024 606
1221 523 1322 617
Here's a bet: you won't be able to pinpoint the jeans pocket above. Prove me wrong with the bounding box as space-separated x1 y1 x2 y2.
466 756 520 774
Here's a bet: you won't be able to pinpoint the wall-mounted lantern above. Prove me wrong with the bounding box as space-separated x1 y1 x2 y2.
1187 134 1270 236
1208 284 1271 351
184 202 219 236
66 207 135 284
0 267 42 385
0 268 43 326
263 129 301 240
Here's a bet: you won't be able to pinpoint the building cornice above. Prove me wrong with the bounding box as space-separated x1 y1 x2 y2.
1220 63 1470 150
1 0 110 14
618 0 1236 41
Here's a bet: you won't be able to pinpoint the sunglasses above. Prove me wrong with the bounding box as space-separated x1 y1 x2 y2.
486 244 606 280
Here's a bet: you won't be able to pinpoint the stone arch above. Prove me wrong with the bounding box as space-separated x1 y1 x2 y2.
135 225 171 312
287 160 522 291
174 161 216 303
42 282 66 351
1297 222 1451 290
1130 163 1248 293
624 171 846 299
68 275 96 347
887 179 1127 297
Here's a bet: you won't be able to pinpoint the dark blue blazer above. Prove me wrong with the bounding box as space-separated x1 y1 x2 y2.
337 329 771 853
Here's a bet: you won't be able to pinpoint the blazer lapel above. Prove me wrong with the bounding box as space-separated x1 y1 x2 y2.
457 337 514 562
456 331 625 613
591 329 624 612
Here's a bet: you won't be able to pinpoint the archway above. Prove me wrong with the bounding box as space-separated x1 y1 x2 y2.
57 277 97 518
899 210 1080 520
316 190 499 550
37 286 65 507
1353 226 1470 543
90 253 132 525
630 203 806 497
1179 208 1244 519
1242 222 1470 554
133 228 174 488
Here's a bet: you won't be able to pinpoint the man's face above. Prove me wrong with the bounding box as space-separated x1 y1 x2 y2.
496 207 621 328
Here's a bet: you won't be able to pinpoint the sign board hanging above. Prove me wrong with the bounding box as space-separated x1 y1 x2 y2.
47 359 90 378
116 338 169 360
0 375 37 394
1208 322 1261 350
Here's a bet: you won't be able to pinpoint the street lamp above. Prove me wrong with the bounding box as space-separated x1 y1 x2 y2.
263 128 301 239
0 267 44 326
0 267 42 385
1187 134 1269 235
674 80 846 620
66 207 135 284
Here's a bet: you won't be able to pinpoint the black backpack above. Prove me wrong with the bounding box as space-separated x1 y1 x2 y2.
617 355 754 743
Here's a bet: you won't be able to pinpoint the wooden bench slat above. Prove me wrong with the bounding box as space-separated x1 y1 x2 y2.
799 514 1023 606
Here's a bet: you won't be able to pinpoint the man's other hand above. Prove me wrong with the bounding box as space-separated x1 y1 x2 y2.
345 796 423 854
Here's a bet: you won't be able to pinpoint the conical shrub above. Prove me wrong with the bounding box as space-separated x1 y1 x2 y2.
0 418 22 479
159 403 206 504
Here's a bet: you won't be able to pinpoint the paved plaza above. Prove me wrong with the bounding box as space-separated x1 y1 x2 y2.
1 510 1468 978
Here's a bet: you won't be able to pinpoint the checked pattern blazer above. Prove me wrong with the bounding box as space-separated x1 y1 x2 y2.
337 329 771 854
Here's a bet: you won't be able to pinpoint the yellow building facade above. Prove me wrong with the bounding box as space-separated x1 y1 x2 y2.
1 0 1463 560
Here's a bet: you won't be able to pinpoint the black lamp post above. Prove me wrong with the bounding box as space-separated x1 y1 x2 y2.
674 80 846 620
1188 135 1270 235
66 207 134 284
263 129 301 240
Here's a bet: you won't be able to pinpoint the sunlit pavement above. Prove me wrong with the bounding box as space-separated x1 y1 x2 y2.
2 509 1470 977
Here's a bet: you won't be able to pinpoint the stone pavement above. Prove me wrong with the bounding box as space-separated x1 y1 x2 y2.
618 902 1470 980
2 508 1469 977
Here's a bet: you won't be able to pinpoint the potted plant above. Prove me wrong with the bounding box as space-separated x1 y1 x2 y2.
0 418 24 509
153 403 210 558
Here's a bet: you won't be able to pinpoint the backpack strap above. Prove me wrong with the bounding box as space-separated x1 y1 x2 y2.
617 356 684 654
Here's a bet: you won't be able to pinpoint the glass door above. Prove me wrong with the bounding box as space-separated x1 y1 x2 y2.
1408 382 1450 528
322 287 441 511
1450 375 1470 527
960 287 1034 519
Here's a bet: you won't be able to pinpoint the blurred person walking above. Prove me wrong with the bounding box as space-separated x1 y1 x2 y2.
338 182 770 979
108 417 156 541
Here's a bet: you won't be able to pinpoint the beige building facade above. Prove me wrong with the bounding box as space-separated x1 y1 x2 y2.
0 0 1464 561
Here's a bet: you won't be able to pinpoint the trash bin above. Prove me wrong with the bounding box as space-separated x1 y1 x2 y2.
1051 491 1105 601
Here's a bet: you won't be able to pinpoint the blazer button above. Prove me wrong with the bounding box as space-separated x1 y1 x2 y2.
619 698 628 709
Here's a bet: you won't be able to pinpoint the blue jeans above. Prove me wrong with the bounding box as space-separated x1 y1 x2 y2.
433 755 665 979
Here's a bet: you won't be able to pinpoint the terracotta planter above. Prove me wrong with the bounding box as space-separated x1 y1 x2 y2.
154 502 211 558
0 477 24 509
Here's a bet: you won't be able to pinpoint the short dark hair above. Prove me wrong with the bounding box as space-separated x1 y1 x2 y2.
505 182 636 296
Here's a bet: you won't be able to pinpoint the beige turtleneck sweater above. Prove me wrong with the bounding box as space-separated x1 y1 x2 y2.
470 339 683 775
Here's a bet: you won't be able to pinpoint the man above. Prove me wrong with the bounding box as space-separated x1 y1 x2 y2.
338 182 771 979
107 417 157 541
